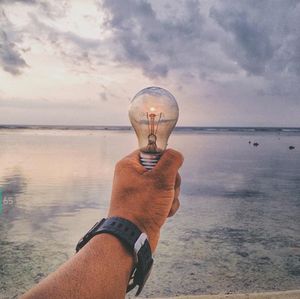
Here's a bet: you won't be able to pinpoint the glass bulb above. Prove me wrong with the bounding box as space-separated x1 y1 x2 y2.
129 86 179 170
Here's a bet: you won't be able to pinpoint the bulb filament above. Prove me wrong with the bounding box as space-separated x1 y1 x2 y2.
146 112 162 152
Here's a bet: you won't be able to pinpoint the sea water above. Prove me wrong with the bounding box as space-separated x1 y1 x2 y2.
0 128 299 298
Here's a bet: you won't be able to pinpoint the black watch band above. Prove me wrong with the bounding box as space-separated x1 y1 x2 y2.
76 217 153 296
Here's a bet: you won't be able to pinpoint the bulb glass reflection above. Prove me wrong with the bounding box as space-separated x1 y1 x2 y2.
129 87 179 169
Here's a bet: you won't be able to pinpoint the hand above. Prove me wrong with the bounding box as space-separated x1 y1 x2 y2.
108 149 184 252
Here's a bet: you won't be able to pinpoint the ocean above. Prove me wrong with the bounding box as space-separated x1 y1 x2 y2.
0 127 299 298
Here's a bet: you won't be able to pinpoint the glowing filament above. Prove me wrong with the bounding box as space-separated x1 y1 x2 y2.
146 112 162 152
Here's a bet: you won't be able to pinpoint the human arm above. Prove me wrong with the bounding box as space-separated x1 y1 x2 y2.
21 149 183 299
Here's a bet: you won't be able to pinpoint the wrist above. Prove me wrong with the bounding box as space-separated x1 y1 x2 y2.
85 234 134 295
107 212 159 252
91 233 134 266
76 217 154 296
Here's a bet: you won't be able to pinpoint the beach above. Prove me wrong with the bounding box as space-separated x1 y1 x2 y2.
0 128 300 298
142 289 300 298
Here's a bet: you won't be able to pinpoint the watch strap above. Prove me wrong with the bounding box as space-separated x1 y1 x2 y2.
76 217 153 296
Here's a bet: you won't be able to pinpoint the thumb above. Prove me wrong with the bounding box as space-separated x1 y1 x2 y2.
154 149 184 175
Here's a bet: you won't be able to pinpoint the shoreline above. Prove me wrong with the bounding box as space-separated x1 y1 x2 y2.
144 290 300 299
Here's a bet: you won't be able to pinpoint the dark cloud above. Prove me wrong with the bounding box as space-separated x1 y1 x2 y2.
0 9 28 75
101 0 218 78
210 0 300 78
0 0 72 75
0 30 28 75
100 0 300 100
210 7 275 75
99 0 246 80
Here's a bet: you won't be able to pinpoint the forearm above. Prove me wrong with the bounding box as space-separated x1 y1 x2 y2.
22 234 134 299
21 149 183 298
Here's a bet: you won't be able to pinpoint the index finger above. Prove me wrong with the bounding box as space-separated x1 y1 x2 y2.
153 149 184 175
122 149 148 174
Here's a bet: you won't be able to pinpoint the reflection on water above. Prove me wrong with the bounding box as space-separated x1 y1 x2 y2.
0 129 300 298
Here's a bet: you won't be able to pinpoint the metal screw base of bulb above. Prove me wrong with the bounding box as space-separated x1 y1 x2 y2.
140 152 161 170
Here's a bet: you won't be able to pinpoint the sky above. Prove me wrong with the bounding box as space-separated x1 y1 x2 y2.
0 0 300 127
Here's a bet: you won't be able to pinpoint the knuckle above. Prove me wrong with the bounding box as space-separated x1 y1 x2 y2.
166 149 184 163
115 160 124 172
115 158 131 173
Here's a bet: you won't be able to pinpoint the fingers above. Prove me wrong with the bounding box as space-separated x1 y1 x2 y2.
154 149 184 175
168 173 181 217
174 185 180 200
175 173 181 189
116 150 147 174
168 197 180 217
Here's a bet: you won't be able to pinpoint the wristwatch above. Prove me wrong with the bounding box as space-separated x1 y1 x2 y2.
76 217 154 296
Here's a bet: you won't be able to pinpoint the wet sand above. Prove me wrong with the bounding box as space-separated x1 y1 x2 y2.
1 129 300 298
145 289 300 298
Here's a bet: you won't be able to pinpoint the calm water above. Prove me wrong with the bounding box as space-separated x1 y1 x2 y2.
0 129 300 298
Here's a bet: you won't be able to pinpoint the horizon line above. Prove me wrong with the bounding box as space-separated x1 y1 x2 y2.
1 124 300 130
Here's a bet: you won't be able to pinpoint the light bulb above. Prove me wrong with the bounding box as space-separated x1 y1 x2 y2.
129 86 179 170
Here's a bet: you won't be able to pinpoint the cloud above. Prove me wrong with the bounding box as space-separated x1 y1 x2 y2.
1 0 300 87
0 0 77 75
0 0 69 18
100 0 216 78
210 5 275 75
210 0 300 79
99 92 108 101
99 0 300 100
0 94 97 110
23 11 114 72
29 14 101 50
0 0 36 4
0 9 28 75
0 0 299 126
